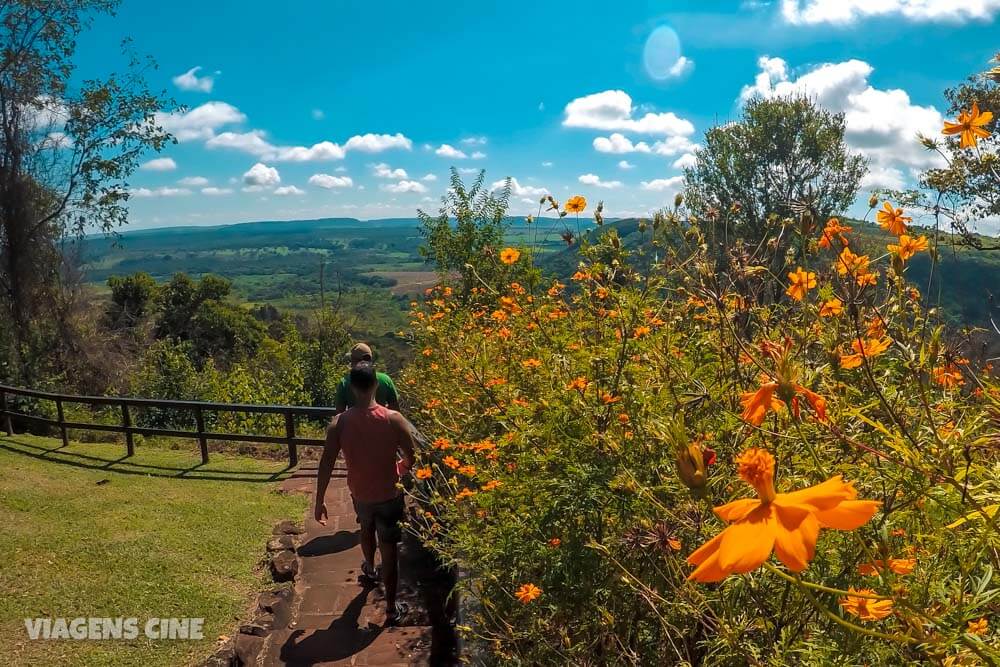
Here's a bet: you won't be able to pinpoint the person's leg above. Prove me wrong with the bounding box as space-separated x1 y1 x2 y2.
378 538 399 611
352 498 378 574
375 495 406 621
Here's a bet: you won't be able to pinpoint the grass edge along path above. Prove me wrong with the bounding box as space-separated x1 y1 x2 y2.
0 434 308 667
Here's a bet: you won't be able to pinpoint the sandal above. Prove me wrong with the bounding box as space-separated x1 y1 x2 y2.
385 601 409 626
359 560 381 585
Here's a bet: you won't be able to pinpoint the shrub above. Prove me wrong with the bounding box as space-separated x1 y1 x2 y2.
403 189 1000 664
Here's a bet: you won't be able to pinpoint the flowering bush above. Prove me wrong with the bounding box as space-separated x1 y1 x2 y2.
402 173 1000 663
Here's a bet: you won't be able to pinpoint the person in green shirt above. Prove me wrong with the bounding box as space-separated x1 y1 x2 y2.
334 342 400 413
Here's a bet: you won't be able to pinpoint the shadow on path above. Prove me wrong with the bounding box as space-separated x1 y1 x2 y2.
297 530 360 557
278 585 383 665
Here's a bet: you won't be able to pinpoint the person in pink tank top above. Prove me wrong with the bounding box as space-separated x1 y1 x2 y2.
314 362 416 625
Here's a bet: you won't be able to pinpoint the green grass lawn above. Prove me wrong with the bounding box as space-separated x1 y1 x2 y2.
0 435 308 667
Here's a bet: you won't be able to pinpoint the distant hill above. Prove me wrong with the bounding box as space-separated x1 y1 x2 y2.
539 217 1000 331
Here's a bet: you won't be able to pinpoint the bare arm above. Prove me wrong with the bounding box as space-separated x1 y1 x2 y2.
390 412 417 471
314 415 342 524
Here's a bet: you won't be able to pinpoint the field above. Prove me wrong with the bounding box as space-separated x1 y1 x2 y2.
0 435 307 667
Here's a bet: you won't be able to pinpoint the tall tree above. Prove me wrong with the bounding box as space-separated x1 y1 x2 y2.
0 0 172 382
683 96 867 253
418 168 511 297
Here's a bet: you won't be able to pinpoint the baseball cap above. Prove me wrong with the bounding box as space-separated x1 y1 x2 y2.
348 342 373 363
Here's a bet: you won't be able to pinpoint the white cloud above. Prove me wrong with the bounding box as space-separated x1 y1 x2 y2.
201 187 233 196
740 56 945 173
471 151 487 159
860 165 905 190
178 176 209 186
205 130 410 162
155 102 245 142
563 90 695 136
172 66 215 93
335 166 348 173
668 56 695 77
458 167 480 175
309 173 354 189
672 153 698 169
381 180 427 193
344 133 413 152
461 136 488 145
311 109 325 120
275 141 347 162
435 144 467 159
541 161 553 167
618 160 636 170
641 176 685 191
131 186 192 198
242 162 280 188
274 185 305 196
593 132 695 157
491 177 547 197
579 173 623 189
140 157 177 171
373 163 408 179
206 130 275 157
42 131 72 149
421 173 438 182
780 0 1000 24
594 133 651 154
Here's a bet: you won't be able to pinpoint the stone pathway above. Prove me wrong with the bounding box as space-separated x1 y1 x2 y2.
256 463 432 666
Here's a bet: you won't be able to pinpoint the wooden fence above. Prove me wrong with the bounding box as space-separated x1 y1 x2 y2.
0 384 339 466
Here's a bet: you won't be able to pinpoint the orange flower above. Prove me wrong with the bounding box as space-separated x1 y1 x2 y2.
442 455 461 469
819 217 852 249
548 537 561 548
618 413 630 424
840 337 892 369
415 467 433 480
481 480 502 491
571 270 591 281
458 464 477 476
741 379 827 425
499 247 521 265
564 195 587 213
687 449 879 582
933 363 965 388
967 618 989 636
633 325 651 339
858 558 916 576
522 358 542 369
887 234 928 261
595 286 609 299
566 377 589 392
839 588 894 621
432 437 452 450
786 267 817 301
819 298 843 317
835 247 873 282
515 583 542 603
455 487 477 501
942 102 994 149
876 202 911 236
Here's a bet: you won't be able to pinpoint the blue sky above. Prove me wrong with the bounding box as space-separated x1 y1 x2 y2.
73 0 1000 230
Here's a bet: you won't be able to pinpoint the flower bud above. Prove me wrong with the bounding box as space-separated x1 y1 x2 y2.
868 193 879 209
676 442 708 496
674 193 684 208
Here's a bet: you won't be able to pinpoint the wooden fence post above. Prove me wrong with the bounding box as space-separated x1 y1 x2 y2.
56 398 68 448
284 411 297 467
1 391 12 436
196 407 208 464
121 401 134 457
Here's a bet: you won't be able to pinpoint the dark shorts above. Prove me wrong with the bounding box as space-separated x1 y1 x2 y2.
352 494 405 544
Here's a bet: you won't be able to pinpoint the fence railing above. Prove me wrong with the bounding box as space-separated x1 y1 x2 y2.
0 384 339 466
